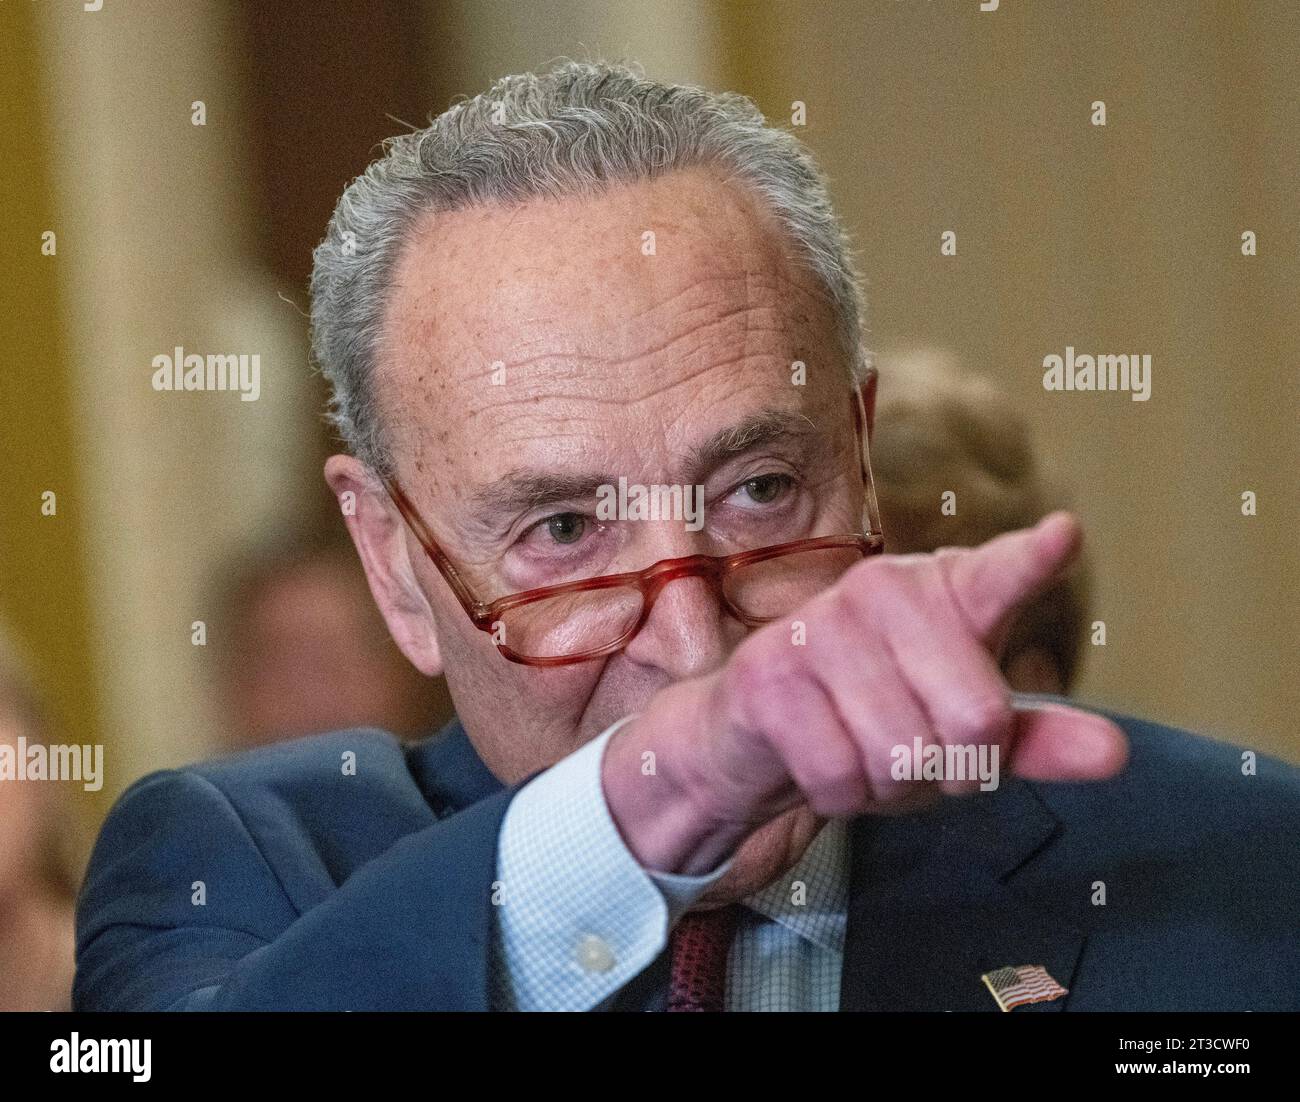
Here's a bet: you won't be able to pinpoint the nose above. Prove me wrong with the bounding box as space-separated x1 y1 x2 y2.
619 568 746 680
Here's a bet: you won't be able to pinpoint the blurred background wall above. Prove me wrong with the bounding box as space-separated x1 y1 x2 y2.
2 0 1295 876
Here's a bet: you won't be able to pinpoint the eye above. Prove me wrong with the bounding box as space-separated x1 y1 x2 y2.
542 513 586 545
733 473 793 507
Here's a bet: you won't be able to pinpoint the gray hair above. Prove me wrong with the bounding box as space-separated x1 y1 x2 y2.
309 58 871 476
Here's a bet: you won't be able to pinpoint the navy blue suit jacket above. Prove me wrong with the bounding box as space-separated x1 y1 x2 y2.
73 695 1300 1011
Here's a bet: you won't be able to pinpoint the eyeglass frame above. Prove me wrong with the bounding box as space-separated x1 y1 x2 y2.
380 369 885 667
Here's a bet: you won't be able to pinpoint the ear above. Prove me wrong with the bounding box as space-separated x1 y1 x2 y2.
324 454 444 677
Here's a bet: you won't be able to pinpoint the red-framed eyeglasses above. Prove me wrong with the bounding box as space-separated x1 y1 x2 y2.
381 373 885 667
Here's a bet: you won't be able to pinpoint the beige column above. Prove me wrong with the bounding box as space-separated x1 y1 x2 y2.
33 0 316 798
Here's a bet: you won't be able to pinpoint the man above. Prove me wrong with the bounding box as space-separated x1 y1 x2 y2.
75 60 1299 1012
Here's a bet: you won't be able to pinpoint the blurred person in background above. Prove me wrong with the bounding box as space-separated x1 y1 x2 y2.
0 628 76 1012
213 530 453 750
870 348 1092 696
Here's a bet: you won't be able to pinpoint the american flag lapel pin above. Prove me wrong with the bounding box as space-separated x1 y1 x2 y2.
981 965 1069 1012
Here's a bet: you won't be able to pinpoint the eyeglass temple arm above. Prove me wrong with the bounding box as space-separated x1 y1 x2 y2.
853 372 885 537
379 476 488 618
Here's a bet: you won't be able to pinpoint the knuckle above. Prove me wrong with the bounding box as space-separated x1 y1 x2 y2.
720 646 769 727
721 635 801 730
951 689 1013 738
932 546 965 568
826 584 863 631
750 631 802 687
841 556 915 620
847 553 899 592
863 554 909 588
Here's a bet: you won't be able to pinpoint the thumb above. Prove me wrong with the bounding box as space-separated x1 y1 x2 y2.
1008 700 1129 782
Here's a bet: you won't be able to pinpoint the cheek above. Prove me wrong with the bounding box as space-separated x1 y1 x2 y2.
443 653 608 783
435 602 604 721
417 561 614 765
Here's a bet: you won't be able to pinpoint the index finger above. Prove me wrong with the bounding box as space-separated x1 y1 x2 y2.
940 510 1083 646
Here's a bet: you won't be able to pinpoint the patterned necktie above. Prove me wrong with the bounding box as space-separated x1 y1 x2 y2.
666 904 741 1012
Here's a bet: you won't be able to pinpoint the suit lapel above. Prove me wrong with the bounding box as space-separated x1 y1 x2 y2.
840 779 1087 1011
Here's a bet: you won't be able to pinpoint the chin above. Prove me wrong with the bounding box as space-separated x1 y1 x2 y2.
697 805 825 907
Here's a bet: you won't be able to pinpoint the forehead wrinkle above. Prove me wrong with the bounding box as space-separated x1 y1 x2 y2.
460 264 822 385
465 306 792 392
614 268 823 332
379 206 844 511
440 360 757 437
596 268 824 374
381 224 836 456
388 307 790 450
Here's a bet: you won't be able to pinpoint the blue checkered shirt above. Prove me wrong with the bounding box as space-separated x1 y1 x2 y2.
490 716 848 1011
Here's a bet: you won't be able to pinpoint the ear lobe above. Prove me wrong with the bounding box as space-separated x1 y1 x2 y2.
323 455 445 678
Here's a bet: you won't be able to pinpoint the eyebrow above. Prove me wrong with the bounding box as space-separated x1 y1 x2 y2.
463 409 822 536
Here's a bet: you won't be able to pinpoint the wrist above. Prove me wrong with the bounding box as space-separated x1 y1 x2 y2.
600 682 750 875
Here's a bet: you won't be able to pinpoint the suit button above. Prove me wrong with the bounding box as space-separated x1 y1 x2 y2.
575 934 616 973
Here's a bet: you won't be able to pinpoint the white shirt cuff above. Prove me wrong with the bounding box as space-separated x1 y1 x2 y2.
493 713 730 1010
